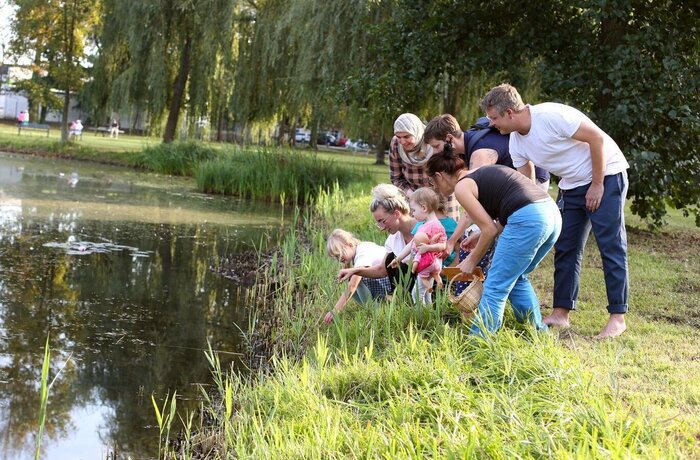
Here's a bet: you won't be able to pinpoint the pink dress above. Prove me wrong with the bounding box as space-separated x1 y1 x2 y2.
413 219 446 278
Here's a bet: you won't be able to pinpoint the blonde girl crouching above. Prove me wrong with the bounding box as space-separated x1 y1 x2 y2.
324 229 392 324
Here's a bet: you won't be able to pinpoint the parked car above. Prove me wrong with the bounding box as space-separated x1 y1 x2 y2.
294 131 311 143
317 133 336 145
347 139 373 151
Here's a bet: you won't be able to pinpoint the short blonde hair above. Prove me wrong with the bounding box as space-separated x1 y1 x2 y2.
326 228 360 264
410 187 440 213
480 83 525 114
370 183 410 215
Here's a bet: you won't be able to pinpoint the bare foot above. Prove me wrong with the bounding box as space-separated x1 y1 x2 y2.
594 314 626 340
543 307 570 328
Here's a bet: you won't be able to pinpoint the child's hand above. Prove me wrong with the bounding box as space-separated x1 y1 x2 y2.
324 311 335 324
337 268 354 282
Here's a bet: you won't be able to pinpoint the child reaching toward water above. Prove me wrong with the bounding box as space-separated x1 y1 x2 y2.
324 229 392 324
389 187 447 303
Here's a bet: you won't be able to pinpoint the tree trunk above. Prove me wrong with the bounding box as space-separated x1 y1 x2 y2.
375 135 387 165
61 88 70 143
163 35 192 143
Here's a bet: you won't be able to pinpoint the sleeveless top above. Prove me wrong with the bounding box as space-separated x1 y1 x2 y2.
456 164 549 225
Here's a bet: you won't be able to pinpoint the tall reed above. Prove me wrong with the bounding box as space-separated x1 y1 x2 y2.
137 141 220 176
195 148 364 203
35 335 72 460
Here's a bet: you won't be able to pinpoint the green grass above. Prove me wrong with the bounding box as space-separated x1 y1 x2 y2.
137 140 221 175
179 187 700 459
0 121 389 184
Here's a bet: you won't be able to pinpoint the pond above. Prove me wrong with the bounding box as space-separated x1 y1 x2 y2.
0 153 286 459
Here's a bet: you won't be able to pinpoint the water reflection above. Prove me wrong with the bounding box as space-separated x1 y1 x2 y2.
0 153 285 459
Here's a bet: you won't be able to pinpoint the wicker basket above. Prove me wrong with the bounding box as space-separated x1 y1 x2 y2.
444 267 485 322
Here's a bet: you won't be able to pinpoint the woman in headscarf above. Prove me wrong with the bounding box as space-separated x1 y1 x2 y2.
390 113 460 220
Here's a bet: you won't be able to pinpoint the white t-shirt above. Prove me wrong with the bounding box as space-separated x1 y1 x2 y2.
384 232 411 264
354 241 388 268
509 103 629 190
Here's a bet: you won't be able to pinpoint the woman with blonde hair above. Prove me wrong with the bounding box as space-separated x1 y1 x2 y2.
336 183 418 300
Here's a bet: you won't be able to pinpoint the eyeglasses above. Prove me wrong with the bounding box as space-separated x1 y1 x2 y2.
427 176 435 187
375 215 391 229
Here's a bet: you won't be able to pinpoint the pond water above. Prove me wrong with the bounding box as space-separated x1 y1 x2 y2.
0 153 286 459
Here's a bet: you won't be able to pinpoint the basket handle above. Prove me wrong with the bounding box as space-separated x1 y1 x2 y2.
442 266 485 282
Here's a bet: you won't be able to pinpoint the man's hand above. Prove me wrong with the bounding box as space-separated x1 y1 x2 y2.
585 182 604 212
388 258 399 269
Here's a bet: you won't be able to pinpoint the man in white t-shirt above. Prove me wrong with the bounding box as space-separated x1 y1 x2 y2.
479 84 629 339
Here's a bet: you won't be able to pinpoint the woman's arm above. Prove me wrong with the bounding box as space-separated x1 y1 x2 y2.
389 244 413 268
325 274 363 324
453 178 499 274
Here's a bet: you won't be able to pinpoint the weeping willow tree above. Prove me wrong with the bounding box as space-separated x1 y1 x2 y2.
232 0 372 147
86 0 240 142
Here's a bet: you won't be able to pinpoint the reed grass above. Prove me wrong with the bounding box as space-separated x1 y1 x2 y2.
137 141 221 176
35 335 73 460
195 148 366 203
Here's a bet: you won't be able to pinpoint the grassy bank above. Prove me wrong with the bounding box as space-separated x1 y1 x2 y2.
159 187 700 458
4 123 697 456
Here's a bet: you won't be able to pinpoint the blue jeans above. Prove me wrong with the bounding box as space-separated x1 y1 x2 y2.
553 172 629 314
471 200 562 335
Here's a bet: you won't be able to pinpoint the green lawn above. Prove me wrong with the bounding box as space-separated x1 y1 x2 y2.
0 121 389 183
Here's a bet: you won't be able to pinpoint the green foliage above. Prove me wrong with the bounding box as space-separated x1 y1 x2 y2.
9 0 100 139
195 148 366 203
87 0 241 141
136 141 220 176
202 326 674 458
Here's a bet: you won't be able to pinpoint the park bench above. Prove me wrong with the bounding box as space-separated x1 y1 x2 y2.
17 123 50 137
92 126 126 136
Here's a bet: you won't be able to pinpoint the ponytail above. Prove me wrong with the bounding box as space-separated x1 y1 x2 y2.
426 150 465 177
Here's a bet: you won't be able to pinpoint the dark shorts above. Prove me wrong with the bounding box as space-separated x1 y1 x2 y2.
384 252 416 295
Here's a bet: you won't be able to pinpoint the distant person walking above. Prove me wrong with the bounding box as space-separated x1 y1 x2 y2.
110 119 120 138
480 83 630 339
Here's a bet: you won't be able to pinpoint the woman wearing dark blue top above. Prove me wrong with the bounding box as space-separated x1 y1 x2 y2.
427 154 561 335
